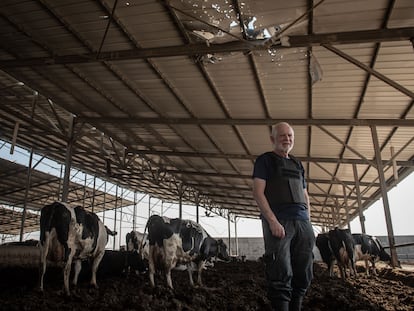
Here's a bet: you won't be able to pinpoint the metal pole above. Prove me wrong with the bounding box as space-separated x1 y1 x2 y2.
113 185 118 250
82 173 87 207
148 196 151 217
227 215 231 256
234 216 239 257
352 164 366 233
342 184 351 229
19 148 33 241
370 125 399 267
91 176 96 213
179 184 183 219
119 188 123 250
195 192 199 223
133 191 137 231
61 115 75 202
102 181 106 222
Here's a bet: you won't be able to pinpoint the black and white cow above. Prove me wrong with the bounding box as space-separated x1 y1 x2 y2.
328 228 356 279
352 233 392 275
126 230 145 252
39 201 117 295
315 232 336 277
125 230 149 274
146 214 230 289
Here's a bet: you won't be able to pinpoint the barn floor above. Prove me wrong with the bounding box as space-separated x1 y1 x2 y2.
0 260 413 311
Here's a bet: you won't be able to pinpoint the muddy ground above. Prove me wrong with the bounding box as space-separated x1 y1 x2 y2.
0 259 413 311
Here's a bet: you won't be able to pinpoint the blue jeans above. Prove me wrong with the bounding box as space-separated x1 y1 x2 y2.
262 218 315 303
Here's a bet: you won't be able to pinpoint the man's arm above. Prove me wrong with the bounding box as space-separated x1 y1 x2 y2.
303 188 311 220
253 177 285 239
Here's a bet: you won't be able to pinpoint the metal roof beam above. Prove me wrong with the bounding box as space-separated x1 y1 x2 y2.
78 117 414 126
1 27 413 67
124 149 414 166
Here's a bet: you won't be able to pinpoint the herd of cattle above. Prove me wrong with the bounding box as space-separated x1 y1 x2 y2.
35 201 394 296
315 227 394 279
39 201 230 295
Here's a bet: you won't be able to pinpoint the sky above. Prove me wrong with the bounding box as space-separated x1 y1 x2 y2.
1 140 413 247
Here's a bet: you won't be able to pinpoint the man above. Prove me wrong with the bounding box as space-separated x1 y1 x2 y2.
252 122 315 311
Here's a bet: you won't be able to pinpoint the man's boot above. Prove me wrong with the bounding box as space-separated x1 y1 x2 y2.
289 296 303 311
272 300 289 311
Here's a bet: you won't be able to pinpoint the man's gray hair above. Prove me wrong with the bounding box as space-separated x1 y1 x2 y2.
271 122 293 137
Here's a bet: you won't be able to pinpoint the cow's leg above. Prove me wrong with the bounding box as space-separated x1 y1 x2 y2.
90 251 105 288
186 264 195 287
148 246 156 287
166 268 174 289
371 259 378 275
328 261 334 277
39 233 51 291
349 259 357 277
338 264 346 279
196 261 205 286
364 258 370 276
72 259 82 287
63 249 75 295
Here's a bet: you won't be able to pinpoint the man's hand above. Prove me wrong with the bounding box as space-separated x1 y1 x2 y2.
269 219 285 239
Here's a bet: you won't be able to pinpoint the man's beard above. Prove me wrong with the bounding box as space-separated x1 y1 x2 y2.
280 144 293 153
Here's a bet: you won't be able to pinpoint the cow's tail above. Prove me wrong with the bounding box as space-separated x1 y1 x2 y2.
105 226 117 236
138 217 151 257
39 202 57 243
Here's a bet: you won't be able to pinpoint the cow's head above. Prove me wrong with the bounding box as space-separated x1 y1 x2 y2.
215 239 230 261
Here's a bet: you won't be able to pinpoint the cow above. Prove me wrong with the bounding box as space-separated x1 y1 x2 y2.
315 232 336 277
328 228 356 279
352 233 392 275
39 201 117 295
126 230 146 252
145 214 230 289
125 230 149 274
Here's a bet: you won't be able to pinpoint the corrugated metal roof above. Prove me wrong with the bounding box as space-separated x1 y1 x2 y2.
0 0 413 229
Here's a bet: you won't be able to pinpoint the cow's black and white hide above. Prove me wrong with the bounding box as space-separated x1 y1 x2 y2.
315 232 336 277
352 233 392 275
39 201 116 295
125 230 149 274
328 228 356 279
146 214 230 289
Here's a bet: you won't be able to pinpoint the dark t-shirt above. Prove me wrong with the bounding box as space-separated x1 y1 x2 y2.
253 152 309 220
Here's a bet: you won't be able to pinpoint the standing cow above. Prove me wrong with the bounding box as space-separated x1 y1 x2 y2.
125 230 149 274
315 232 336 277
352 233 392 275
126 230 146 252
146 214 229 289
328 228 356 279
39 201 117 295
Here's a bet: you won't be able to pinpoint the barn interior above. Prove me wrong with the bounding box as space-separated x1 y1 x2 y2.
0 0 413 269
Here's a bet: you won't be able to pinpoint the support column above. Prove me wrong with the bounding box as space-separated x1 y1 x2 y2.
133 192 137 231
20 148 33 242
195 192 200 224
113 185 118 250
119 188 123 250
227 215 231 256
234 216 239 257
342 184 351 229
352 164 366 233
61 116 75 202
371 125 399 267
148 196 151 217
102 181 107 222
91 176 96 213
178 183 184 219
